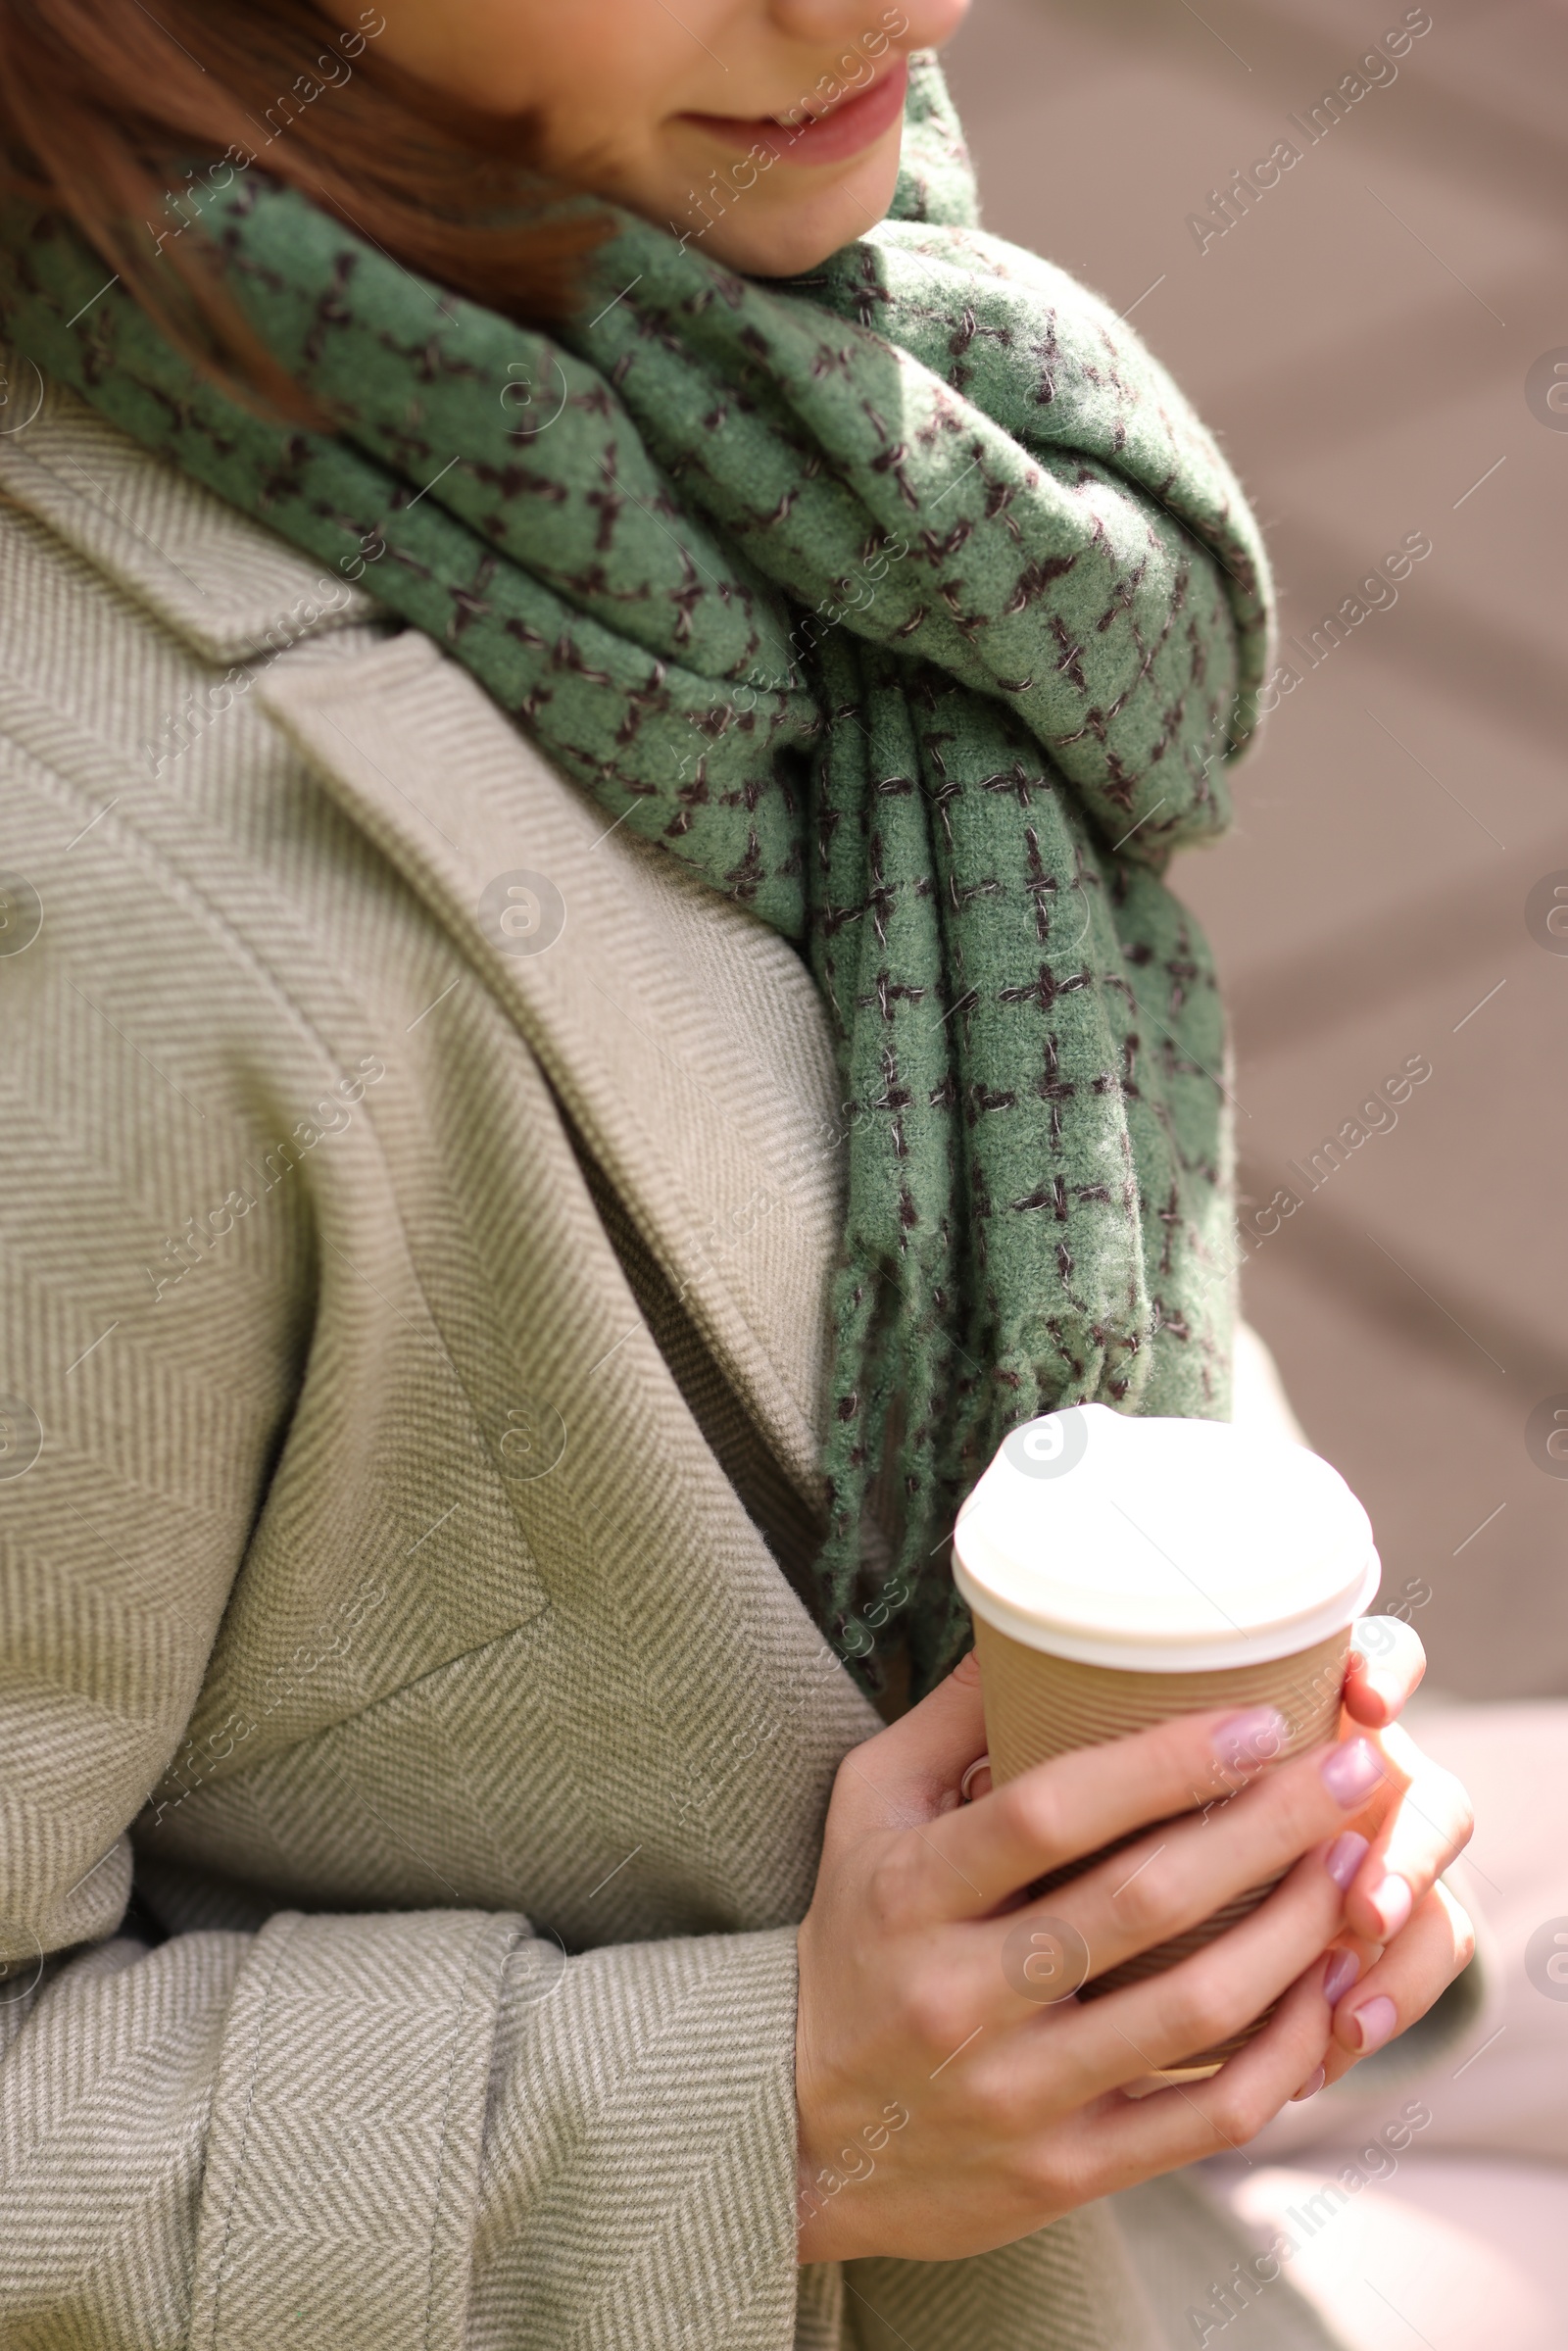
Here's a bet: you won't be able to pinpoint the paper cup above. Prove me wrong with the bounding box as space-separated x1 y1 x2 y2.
953 1404 1381 2082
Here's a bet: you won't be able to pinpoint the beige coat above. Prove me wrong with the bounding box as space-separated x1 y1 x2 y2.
0 357 1402 2349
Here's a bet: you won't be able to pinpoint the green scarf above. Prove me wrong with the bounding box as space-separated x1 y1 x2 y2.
1 60 1270 1699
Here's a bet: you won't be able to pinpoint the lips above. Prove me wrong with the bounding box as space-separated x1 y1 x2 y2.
679 56 909 169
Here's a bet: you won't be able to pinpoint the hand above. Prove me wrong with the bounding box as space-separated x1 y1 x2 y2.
1304 1615 1475 2092
794 1638 1474 2266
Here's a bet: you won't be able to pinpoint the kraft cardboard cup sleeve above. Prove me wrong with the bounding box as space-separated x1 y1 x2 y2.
953 1404 1381 2082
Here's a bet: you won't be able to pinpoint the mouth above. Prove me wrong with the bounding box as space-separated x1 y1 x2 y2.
677 57 909 169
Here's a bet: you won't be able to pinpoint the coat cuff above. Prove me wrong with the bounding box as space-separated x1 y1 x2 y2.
189 1908 521 2350
470 1922 804 2349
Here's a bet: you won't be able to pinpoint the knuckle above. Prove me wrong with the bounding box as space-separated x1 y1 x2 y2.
1433 1766 1475 1847
1013 2141 1077 2211
901 1973 968 2059
1107 1850 1176 1937
866 1844 922 1934
1206 2082 1270 2147
1158 1972 1231 2057
1446 1896 1477 1975
1003 1774 1065 1865
966 2058 1027 2133
1397 1620 1428 1669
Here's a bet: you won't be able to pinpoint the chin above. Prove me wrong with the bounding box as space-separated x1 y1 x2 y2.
705 214 870 275
666 129 905 278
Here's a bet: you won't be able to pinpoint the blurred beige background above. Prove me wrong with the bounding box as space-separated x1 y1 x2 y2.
945 0 1568 1698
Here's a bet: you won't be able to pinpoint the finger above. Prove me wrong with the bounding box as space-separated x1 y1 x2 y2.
1313 1928 1381 2040
994 1735 1386 1997
824 1648 989 1835
1340 1725 1473 1945
1045 1843 1349 2098
1327 1881 1475 2077
1061 1935 1337 2183
911 1702 1289 1922
1344 1616 1427 1729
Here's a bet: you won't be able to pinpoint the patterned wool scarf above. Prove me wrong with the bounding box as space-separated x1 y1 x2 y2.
2 60 1270 1700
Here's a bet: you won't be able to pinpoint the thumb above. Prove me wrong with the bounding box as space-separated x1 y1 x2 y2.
838 1648 989 1829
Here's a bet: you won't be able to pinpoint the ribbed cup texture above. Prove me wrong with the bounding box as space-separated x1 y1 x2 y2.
974 1617 1350 2070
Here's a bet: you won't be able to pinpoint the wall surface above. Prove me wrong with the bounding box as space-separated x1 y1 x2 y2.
944 0 1568 1696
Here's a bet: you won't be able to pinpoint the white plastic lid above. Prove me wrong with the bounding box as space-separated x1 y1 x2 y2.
952 1403 1381 1671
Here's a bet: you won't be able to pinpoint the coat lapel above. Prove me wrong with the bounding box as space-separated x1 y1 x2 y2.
257 629 846 1499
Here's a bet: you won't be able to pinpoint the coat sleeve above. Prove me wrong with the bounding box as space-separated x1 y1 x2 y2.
0 1911 803 2349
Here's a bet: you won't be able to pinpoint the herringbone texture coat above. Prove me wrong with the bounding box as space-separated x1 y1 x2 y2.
0 364 1355 2350
1 51 1267 1700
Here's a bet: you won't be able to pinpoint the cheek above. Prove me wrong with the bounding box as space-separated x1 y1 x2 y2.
389 0 691 129
528 51 683 185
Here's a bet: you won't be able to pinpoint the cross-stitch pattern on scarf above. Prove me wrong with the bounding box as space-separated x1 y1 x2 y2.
1 59 1272 1697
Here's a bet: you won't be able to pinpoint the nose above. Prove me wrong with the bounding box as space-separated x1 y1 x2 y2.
766 0 971 52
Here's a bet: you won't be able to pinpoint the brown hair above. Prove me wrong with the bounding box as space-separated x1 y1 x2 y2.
0 0 606 421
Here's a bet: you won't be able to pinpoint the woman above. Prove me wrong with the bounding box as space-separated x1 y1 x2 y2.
0 2 1479 2344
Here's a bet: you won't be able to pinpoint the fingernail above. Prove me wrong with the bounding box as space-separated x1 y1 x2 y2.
1368 1873 1412 1938
1320 1737 1385 1809
1324 1831 1369 1891
1322 1947 1361 2007
1290 2065 1327 2102
1345 1994 1398 2053
1212 1706 1287 1770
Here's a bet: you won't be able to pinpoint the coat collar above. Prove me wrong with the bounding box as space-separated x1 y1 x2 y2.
0 348 377 663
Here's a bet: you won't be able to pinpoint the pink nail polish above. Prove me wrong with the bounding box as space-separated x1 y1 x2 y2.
1324 1831 1369 1891
1322 1948 1360 2007
1347 1994 1398 2054
1320 1737 1385 1809
1370 1873 1413 1938
1212 1706 1287 1771
1290 2065 1327 2102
